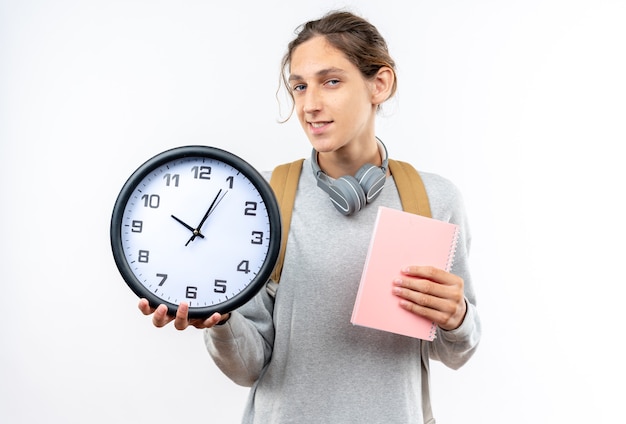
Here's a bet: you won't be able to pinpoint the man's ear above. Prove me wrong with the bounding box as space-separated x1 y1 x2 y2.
370 66 395 105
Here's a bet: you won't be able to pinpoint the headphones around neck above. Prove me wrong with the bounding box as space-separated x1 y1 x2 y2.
311 138 389 216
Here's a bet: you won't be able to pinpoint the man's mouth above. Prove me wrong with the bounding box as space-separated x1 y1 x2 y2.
310 121 331 128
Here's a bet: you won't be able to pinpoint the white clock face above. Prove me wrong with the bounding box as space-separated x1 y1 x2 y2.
113 149 278 316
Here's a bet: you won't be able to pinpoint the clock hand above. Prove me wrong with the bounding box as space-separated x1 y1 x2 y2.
171 215 205 239
186 189 228 246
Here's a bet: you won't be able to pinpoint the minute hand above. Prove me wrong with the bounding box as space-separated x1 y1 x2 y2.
186 189 228 246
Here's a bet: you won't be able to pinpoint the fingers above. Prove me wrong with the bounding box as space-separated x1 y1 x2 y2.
139 298 174 327
138 299 228 330
393 265 466 330
193 312 226 329
174 302 190 330
161 302 222 331
138 298 154 315
172 304 225 330
153 304 174 328
394 267 460 298
392 279 451 315
400 265 455 285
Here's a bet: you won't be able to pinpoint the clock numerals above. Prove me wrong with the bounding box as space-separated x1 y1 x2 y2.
244 201 257 216
156 273 168 286
237 260 251 274
141 194 160 208
131 220 143 233
138 250 149 263
191 166 211 180
186 286 198 299
163 173 180 187
251 231 263 245
214 279 227 294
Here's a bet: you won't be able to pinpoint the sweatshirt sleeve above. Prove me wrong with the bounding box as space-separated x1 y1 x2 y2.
203 281 276 387
421 172 482 369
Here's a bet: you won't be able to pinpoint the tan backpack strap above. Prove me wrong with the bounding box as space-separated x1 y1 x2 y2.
269 159 304 283
388 159 432 218
389 158 434 422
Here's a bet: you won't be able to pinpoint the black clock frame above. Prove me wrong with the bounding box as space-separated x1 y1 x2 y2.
110 145 282 318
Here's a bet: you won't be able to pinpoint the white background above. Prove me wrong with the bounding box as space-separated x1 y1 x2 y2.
1 0 625 423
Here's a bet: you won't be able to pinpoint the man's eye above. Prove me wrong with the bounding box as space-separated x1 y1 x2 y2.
326 79 340 86
292 84 306 92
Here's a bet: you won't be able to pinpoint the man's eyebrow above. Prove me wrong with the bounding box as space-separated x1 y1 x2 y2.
288 67 346 82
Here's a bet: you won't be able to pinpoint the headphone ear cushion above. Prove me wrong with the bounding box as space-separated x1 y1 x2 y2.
328 175 366 216
355 164 386 203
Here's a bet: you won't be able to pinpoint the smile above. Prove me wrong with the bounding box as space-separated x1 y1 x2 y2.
310 121 331 128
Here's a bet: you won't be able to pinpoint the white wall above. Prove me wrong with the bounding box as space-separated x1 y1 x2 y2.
1 1 624 423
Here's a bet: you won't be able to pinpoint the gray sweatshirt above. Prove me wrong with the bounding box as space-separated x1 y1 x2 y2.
205 159 481 423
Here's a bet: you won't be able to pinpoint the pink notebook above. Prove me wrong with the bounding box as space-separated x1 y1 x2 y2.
351 206 459 340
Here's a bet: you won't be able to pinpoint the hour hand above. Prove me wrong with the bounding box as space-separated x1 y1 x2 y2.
171 215 205 239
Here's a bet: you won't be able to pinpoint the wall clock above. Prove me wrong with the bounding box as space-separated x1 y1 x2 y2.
110 145 281 318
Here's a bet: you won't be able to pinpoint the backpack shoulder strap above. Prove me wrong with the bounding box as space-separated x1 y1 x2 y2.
388 159 432 218
269 158 304 283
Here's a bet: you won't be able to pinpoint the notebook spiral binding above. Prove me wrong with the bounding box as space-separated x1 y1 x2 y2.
428 225 459 341
445 226 461 272
427 321 437 340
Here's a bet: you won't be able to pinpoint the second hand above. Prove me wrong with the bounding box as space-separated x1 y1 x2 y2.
186 189 228 246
